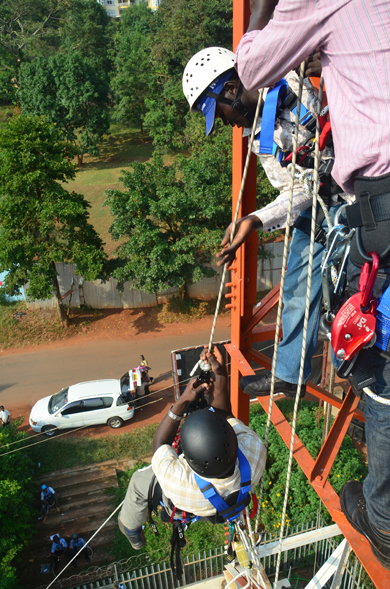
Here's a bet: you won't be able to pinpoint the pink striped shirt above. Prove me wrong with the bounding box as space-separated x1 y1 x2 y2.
235 0 390 194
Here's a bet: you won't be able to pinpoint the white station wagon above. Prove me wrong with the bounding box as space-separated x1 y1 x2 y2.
29 373 136 436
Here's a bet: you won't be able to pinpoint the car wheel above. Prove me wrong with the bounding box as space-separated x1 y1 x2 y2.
42 425 57 437
108 416 123 429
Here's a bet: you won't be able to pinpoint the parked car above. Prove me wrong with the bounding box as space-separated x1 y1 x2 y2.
29 373 136 436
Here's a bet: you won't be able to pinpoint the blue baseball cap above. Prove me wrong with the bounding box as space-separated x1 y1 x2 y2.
196 70 234 136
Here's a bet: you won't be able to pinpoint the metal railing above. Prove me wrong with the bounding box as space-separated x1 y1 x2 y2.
34 519 374 589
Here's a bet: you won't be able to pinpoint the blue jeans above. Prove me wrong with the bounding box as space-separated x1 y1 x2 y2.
276 204 341 383
346 261 390 532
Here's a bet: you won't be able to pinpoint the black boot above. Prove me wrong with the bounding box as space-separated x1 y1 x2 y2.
340 480 390 570
239 373 306 398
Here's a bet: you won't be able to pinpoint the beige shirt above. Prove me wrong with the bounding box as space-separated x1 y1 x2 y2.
151 418 266 517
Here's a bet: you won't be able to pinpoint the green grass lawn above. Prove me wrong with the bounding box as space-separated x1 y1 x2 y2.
27 422 159 473
68 121 155 256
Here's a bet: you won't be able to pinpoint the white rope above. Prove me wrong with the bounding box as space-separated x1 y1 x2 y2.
288 163 332 231
208 88 264 352
363 387 390 405
45 500 125 589
272 74 325 589
255 61 307 535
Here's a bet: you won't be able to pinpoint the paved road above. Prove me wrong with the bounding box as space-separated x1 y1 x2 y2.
0 325 231 424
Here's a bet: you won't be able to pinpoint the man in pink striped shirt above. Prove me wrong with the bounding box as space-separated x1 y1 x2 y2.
234 0 390 572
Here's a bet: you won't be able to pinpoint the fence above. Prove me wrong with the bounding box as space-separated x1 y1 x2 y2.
35 518 374 589
23 242 285 310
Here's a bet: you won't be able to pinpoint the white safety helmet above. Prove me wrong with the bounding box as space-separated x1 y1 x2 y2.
182 47 236 113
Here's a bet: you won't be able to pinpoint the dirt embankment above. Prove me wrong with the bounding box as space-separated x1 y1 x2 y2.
0 302 231 354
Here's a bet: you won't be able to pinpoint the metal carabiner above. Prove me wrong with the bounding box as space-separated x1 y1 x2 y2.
333 203 355 241
359 251 379 310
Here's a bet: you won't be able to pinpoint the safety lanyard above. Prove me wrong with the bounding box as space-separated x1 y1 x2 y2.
258 78 311 162
194 449 251 522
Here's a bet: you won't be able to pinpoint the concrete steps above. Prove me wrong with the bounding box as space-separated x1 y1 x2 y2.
19 460 123 589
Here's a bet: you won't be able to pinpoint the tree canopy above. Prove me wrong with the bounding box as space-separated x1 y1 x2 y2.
0 0 64 59
0 115 107 325
109 0 232 149
110 4 157 133
18 49 111 164
105 125 232 294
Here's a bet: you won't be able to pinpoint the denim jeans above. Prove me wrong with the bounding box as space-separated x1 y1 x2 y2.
276 204 342 383
346 261 390 532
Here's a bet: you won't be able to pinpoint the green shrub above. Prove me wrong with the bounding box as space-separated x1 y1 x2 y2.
249 401 368 531
0 421 36 588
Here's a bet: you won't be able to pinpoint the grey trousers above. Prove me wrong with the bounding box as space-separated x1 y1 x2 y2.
118 465 156 531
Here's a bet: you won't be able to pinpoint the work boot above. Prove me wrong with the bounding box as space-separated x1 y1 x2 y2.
239 373 306 398
127 528 146 550
340 480 390 571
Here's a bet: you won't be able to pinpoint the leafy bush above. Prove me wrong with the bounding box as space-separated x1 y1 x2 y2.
249 401 368 531
0 421 35 589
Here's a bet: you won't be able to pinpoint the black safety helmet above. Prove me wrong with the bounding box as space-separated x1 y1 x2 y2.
180 409 238 478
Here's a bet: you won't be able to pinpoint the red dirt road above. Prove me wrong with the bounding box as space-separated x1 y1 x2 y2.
0 313 231 436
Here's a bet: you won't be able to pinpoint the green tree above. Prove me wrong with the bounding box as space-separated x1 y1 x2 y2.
110 3 157 134
105 127 232 295
0 422 35 589
0 0 64 60
61 0 112 73
0 115 106 327
18 49 110 165
144 0 232 149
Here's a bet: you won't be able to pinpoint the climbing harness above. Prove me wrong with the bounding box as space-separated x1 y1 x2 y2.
147 449 253 577
258 78 316 163
194 449 252 522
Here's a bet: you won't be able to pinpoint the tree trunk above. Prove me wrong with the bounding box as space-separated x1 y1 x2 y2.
51 264 69 328
77 153 83 166
140 120 144 135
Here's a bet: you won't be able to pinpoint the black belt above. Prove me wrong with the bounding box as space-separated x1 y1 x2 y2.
348 172 390 267
346 191 390 230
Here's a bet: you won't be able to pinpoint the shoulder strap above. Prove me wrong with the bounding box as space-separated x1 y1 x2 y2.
194 449 251 522
258 79 313 161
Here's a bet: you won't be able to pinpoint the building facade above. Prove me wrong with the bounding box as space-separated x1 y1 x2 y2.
97 0 161 18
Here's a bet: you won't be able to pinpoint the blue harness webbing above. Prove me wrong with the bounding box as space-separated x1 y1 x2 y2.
258 78 312 162
193 448 251 522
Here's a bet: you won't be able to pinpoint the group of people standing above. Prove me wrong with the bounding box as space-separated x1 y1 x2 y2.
48 533 91 574
41 484 92 574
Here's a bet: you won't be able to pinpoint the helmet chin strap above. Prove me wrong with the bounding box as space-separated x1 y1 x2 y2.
205 81 254 127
